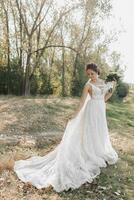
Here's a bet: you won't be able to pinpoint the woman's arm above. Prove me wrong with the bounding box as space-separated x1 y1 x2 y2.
70 84 91 119
104 81 117 102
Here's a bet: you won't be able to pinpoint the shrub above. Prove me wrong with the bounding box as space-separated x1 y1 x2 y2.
117 81 129 98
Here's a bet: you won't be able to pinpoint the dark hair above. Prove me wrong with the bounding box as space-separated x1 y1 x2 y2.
86 63 100 75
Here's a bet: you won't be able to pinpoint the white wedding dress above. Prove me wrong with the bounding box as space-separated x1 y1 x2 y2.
14 80 118 192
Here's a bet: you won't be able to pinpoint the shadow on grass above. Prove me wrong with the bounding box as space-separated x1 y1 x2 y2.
0 96 77 137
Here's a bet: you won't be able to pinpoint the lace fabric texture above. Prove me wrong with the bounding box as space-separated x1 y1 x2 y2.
14 80 118 192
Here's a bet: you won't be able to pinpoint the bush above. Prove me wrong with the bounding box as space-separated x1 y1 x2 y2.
108 81 129 102
0 58 23 95
117 81 129 98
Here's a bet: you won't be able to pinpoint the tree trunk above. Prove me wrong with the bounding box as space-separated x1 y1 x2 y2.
24 64 31 96
72 54 78 79
24 77 30 96
24 51 31 96
61 49 65 96
3 2 11 94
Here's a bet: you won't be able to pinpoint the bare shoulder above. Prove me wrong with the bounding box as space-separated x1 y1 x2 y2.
85 81 92 88
84 82 92 92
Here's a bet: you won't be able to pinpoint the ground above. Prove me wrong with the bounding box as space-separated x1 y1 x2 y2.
0 90 134 200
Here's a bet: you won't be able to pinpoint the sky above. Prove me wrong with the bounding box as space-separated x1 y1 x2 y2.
108 0 134 83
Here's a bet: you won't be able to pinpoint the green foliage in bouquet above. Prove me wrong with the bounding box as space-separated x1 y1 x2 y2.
105 72 121 82
105 72 120 94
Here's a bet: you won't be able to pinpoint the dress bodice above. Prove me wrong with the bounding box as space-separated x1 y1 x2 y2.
86 81 113 100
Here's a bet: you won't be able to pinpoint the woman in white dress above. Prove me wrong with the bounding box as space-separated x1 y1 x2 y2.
13 63 118 192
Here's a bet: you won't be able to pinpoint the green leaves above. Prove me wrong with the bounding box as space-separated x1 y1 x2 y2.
105 72 121 82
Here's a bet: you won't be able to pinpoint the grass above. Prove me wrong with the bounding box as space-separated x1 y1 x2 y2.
0 89 134 200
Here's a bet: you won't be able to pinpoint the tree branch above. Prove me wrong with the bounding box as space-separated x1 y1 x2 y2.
30 0 47 36
15 0 30 36
31 45 79 54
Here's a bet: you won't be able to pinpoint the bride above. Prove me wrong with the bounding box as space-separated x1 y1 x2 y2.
13 63 118 192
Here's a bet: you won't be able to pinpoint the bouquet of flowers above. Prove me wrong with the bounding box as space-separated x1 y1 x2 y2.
105 72 121 82
105 72 121 93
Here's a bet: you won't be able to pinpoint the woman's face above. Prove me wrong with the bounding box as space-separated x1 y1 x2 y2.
86 69 98 81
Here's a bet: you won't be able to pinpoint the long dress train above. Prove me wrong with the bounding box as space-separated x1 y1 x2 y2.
14 80 118 192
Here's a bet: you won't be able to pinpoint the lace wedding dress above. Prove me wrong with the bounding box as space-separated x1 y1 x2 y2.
14 80 118 192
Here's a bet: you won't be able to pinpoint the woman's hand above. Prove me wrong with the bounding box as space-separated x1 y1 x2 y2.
68 112 78 120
